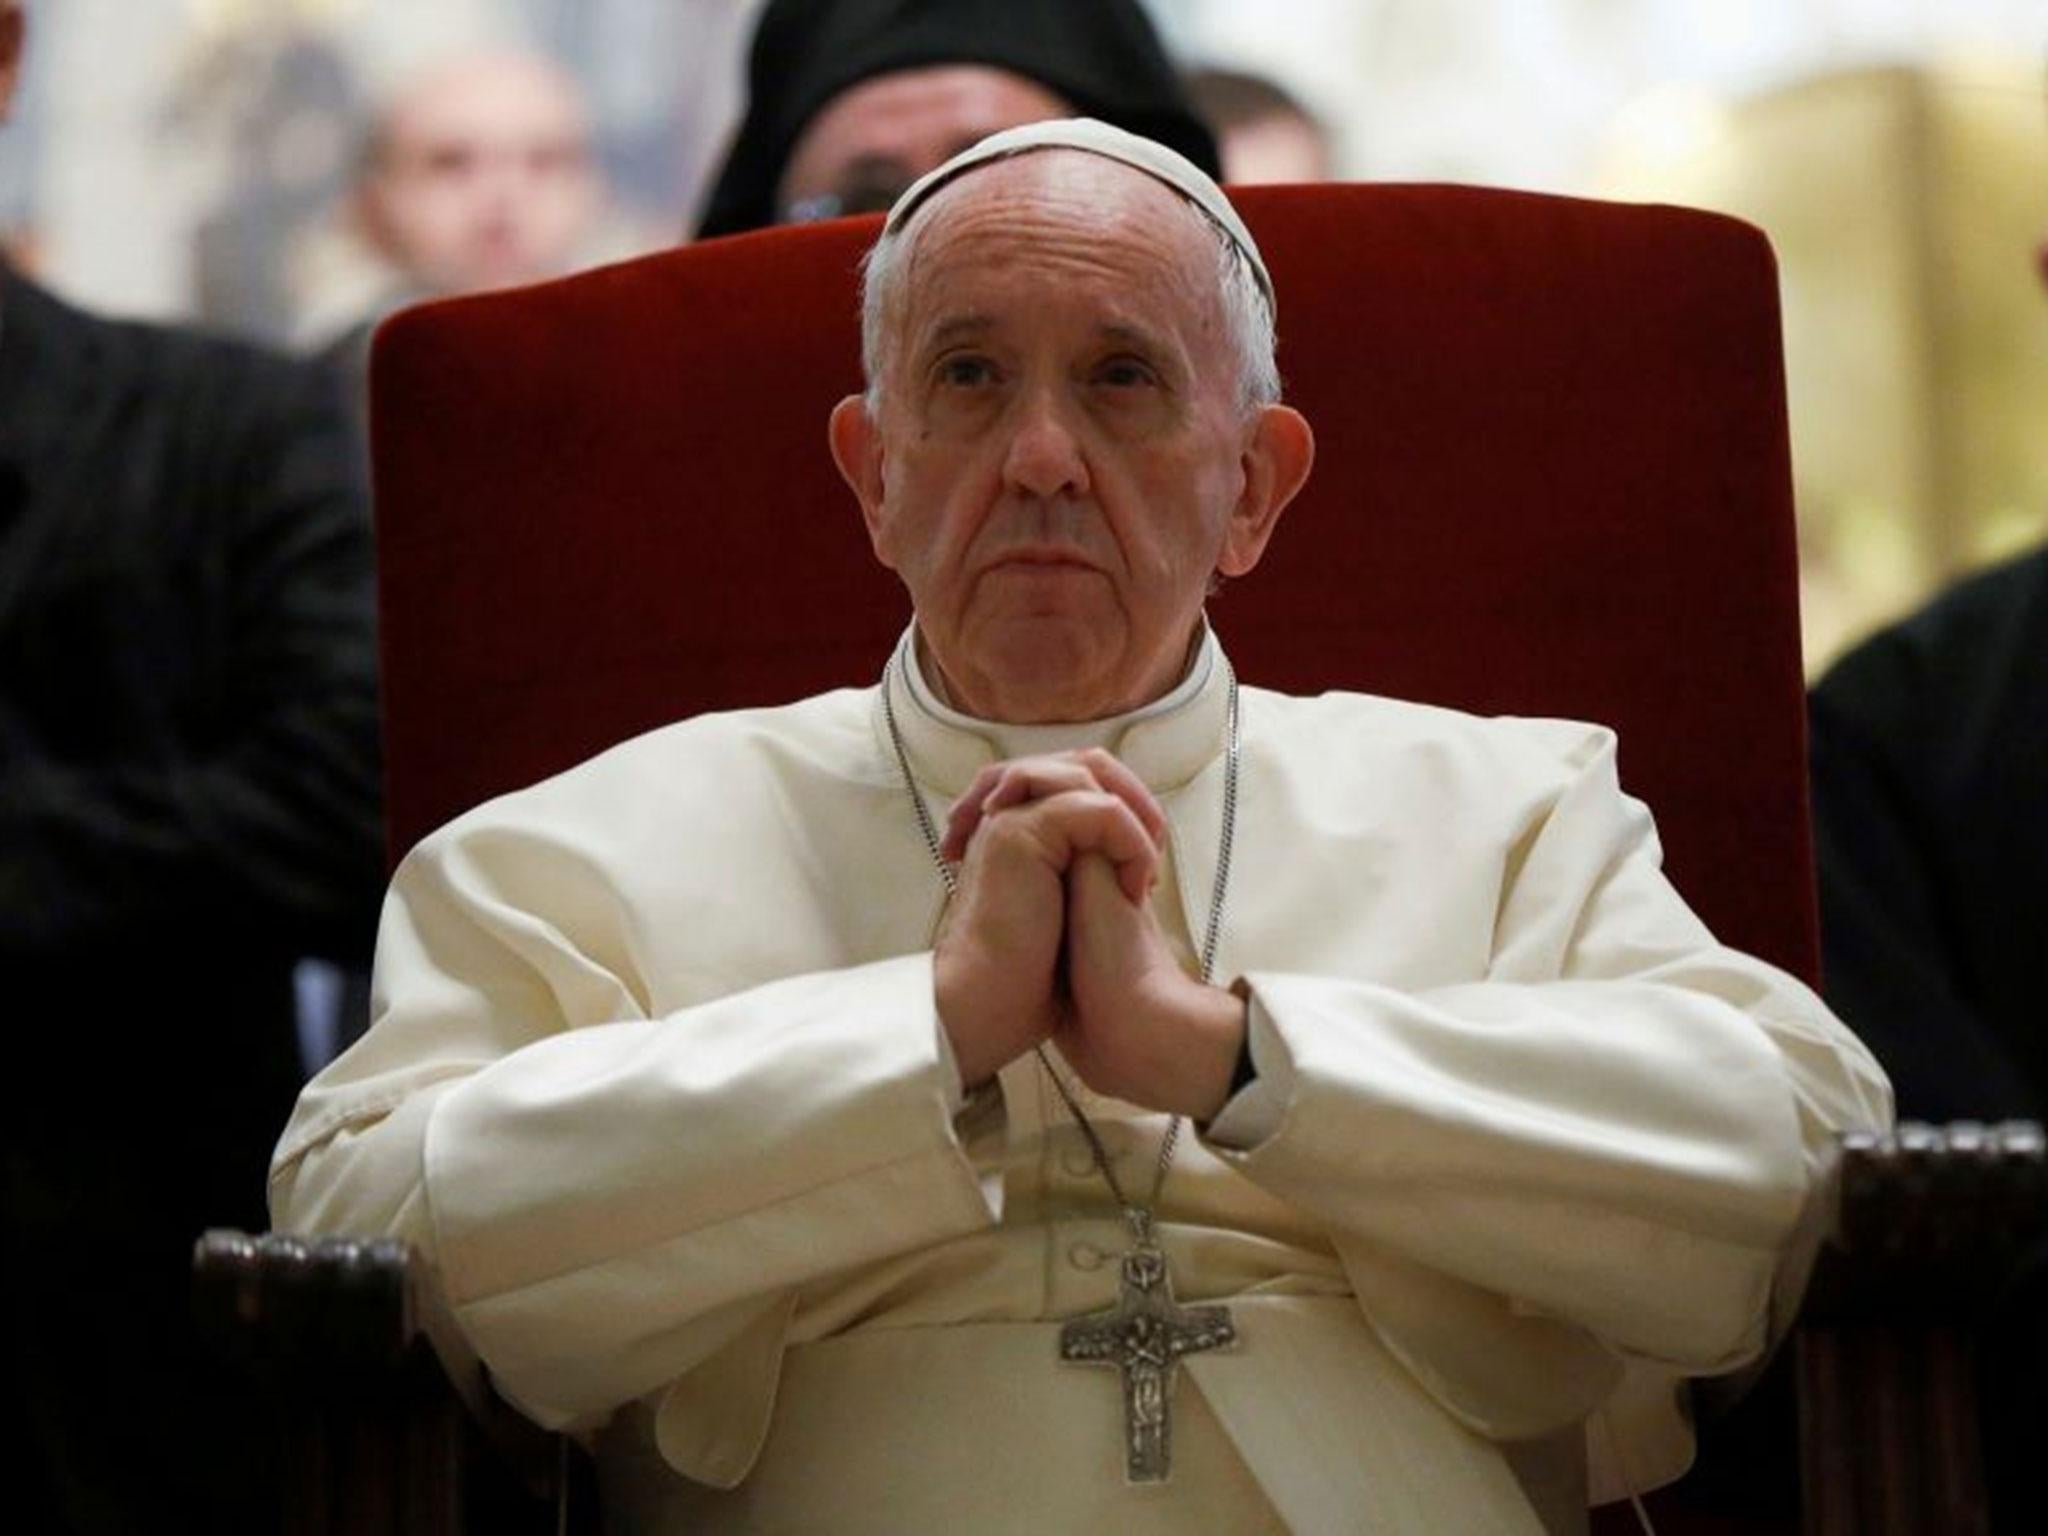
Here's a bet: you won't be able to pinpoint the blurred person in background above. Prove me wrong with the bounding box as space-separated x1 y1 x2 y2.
0 3 383 1529
1185 66 1334 186
694 0 1216 238
298 44 605 369
1809 542 2047 1125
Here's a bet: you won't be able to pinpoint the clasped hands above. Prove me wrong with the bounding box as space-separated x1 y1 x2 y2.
933 748 1246 1121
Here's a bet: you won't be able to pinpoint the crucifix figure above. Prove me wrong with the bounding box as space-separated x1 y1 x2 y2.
1059 1239 1237 1483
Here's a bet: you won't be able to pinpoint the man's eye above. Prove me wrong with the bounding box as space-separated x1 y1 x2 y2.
937 356 998 388
1094 358 1158 389
424 146 478 178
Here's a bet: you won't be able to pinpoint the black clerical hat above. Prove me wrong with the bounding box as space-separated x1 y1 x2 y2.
694 0 1219 239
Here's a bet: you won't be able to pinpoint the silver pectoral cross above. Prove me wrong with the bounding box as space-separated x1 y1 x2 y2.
1058 1240 1236 1484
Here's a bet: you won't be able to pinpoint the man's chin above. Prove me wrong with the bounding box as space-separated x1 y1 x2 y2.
951 624 1142 723
973 608 1114 657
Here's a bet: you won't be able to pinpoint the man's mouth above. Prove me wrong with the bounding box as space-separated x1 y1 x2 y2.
990 547 1097 570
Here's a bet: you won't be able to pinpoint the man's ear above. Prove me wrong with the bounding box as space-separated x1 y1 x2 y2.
0 7 26 124
828 394 895 567
1218 404 1315 579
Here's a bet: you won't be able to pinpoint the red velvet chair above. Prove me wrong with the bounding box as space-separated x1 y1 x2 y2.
370 184 1811 970
199 185 2045 1534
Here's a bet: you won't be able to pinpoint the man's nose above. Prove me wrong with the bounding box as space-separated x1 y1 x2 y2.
1000 390 1092 503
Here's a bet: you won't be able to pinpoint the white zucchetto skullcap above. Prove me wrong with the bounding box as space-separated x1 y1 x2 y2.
881 116 1274 316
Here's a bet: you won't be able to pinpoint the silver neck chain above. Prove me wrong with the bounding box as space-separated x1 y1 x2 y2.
880 651 1242 1238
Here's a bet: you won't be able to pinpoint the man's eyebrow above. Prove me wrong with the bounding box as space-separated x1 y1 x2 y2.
1097 321 1171 354
919 314 995 351
1096 322 1187 378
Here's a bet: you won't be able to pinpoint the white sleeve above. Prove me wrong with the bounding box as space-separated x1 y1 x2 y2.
1198 994 1291 1147
1199 726 1891 1375
270 831 997 1433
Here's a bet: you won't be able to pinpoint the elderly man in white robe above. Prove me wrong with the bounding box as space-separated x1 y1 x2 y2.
272 119 1892 1534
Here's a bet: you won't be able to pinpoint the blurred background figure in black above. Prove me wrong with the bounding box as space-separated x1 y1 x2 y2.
692 0 1217 238
0 4 382 1530
1184 64 1334 185
1810 542 2048 1126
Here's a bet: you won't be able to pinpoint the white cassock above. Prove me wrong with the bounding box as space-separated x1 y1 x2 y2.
272 628 1890 1535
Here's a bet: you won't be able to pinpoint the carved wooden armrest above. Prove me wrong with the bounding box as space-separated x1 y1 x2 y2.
1798 1121 2048 1536
193 1230 589 1536
1816 1120 2048 1311
193 1230 415 1379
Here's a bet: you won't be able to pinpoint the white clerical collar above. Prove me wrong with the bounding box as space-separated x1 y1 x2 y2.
884 623 1231 794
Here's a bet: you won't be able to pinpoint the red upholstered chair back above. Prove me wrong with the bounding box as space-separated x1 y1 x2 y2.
372 184 1815 981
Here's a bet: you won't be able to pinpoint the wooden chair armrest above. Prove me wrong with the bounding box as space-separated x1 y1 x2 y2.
1811 1120 2048 1314
193 1230 593 1536
194 1230 415 1377
1798 1120 2048 1536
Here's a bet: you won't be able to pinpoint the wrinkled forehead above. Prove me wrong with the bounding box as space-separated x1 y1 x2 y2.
911 146 1202 250
900 151 1224 319
882 117 1274 314
904 141 1195 236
